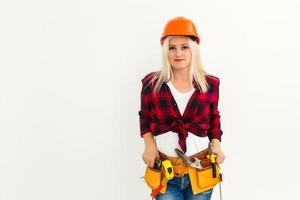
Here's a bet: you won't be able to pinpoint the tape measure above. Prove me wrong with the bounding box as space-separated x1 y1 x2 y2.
151 160 174 198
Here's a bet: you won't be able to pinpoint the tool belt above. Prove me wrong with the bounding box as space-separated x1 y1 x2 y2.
143 148 222 195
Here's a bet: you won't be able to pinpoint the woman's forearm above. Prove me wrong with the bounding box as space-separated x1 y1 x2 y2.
143 132 156 147
211 138 221 150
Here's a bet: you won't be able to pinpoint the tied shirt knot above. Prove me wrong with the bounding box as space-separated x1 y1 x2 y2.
170 119 189 153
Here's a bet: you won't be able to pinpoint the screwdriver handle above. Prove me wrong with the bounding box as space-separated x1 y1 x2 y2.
212 163 217 178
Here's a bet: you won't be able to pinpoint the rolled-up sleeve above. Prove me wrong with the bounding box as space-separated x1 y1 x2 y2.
208 78 223 141
138 81 152 137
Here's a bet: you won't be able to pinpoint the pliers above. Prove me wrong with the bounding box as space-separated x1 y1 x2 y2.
175 148 203 169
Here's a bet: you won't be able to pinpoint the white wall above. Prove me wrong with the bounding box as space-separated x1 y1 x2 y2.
1 0 300 199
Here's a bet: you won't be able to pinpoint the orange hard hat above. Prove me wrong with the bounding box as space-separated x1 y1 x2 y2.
160 16 200 45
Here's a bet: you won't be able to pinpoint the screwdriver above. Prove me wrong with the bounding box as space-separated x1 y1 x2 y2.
208 143 217 178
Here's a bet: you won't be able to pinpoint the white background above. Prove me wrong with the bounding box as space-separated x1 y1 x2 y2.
1 0 300 200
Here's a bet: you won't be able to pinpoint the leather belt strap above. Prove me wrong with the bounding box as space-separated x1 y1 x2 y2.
159 147 209 160
158 148 212 176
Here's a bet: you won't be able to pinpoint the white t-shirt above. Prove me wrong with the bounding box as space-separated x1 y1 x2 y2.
155 81 210 157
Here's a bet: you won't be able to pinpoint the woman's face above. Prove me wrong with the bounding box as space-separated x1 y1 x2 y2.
168 36 192 71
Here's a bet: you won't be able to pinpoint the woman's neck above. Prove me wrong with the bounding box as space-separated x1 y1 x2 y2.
172 68 190 82
171 69 193 92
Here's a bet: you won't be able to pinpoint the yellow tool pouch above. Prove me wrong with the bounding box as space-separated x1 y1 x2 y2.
143 167 167 193
197 166 221 188
188 165 222 195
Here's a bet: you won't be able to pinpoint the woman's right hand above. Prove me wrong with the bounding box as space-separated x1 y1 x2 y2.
142 132 160 168
142 143 160 168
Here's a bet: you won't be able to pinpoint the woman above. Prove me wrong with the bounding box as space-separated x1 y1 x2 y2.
139 16 225 200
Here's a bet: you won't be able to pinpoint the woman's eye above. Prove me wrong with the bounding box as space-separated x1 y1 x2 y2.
182 46 189 50
169 46 175 50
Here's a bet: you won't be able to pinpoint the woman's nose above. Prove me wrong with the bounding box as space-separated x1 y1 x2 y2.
175 49 183 57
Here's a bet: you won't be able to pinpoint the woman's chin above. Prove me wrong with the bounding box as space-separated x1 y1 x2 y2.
171 65 189 71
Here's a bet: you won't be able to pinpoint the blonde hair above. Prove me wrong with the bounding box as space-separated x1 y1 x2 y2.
151 36 209 93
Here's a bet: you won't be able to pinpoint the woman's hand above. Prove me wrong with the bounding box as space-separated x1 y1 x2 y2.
142 143 160 168
213 148 225 164
142 132 160 168
211 139 226 164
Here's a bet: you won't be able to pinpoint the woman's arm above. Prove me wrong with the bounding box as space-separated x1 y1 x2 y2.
208 78 223 141
208 77 225 164
142 132 159 168
139 74 159 167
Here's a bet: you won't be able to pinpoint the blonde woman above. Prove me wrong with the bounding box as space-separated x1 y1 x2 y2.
139 16 225 200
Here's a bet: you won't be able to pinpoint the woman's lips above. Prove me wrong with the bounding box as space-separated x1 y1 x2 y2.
174 59 184 62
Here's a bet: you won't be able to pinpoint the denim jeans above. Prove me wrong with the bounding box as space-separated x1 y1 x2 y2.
156 174 213 200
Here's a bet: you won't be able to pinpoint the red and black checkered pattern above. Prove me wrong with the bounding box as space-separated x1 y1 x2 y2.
139 72 223 152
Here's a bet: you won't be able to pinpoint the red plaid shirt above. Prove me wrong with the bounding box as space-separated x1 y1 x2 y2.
138 72 223 153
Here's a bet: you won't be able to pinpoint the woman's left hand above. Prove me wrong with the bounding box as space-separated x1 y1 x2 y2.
213 148 225 164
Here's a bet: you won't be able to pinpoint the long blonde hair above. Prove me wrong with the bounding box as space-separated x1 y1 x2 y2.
150 36 209 93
